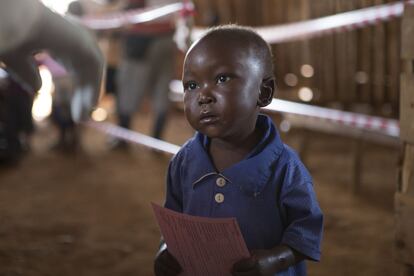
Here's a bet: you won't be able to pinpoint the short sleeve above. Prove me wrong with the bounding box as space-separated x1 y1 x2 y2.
164 152 184 212
277 150 323 262
280 180 323 261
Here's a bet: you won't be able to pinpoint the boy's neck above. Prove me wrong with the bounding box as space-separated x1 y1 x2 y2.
208 127 263 172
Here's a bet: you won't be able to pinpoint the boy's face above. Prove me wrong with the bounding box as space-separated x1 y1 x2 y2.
182 37 263 141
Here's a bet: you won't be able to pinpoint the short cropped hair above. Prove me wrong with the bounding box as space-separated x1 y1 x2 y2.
199 24 274 77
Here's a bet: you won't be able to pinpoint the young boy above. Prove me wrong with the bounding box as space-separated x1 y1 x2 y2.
154 25 323 276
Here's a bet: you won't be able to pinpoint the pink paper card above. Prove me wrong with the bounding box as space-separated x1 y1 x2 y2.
152 203 250 276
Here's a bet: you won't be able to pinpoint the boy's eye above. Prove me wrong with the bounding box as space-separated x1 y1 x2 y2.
183 81 198 91
216 75 231 84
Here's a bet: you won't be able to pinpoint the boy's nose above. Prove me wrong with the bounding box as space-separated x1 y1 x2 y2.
198 94 214 105
198 87 215 105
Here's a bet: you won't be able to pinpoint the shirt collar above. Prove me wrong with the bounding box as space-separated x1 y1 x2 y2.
187 114 284 195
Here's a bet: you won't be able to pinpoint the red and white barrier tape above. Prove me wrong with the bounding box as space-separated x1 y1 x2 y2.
84 94 399 153
169 80 399 139
85 121 180 155
191 1 411 44
265 100 399 138
80 2 194 30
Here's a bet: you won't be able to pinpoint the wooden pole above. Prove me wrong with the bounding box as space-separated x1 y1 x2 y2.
395 3 414 275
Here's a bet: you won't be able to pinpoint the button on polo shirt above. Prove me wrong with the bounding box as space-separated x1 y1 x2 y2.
216 177 226 187
214 193 224 203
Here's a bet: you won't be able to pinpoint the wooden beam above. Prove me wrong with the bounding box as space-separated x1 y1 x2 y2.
401 5 414 60
400 145 414 196
396 3 414 273
395 193 414 266
400 75 414 144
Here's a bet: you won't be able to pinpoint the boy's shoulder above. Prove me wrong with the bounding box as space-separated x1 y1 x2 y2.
278 143 313 185
280 144 302 163
170 133 201 164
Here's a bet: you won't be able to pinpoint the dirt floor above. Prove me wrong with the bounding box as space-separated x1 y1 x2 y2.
0 105 401 276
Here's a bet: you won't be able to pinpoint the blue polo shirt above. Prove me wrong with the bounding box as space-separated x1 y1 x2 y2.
165 114 323 275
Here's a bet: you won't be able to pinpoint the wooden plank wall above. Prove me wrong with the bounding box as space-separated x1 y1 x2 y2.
191 0 401 117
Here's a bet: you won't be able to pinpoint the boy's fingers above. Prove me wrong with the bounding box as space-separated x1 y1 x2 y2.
155 262 180 276
154 265 170 276
155 250 182 275
162 250 182 270
154 256 171 276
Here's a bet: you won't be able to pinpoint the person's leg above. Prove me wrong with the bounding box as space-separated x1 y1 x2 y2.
50 104 77 151
116 57 150 129
65 121 79 150
105 65 117 95
147 36 174 139
112 55 151 149
118 113 131 129
50 76 77 151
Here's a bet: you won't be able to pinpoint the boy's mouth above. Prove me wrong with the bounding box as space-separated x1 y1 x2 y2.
199 113 219 124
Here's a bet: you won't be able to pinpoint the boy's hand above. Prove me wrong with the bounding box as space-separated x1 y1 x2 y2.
154 248 182 276
231 245 301 276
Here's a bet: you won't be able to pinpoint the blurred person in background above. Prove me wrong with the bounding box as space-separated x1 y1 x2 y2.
47 1 85 152
43 55 79 152
111 0 176 149
77 0 123 98
51 75 79 151
0 0 105 123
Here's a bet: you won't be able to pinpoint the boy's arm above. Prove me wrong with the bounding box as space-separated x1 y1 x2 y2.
232 178 323 275
232 245 304 276
164 156 184 212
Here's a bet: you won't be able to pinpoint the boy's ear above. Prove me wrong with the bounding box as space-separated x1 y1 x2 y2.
258 77 275 107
